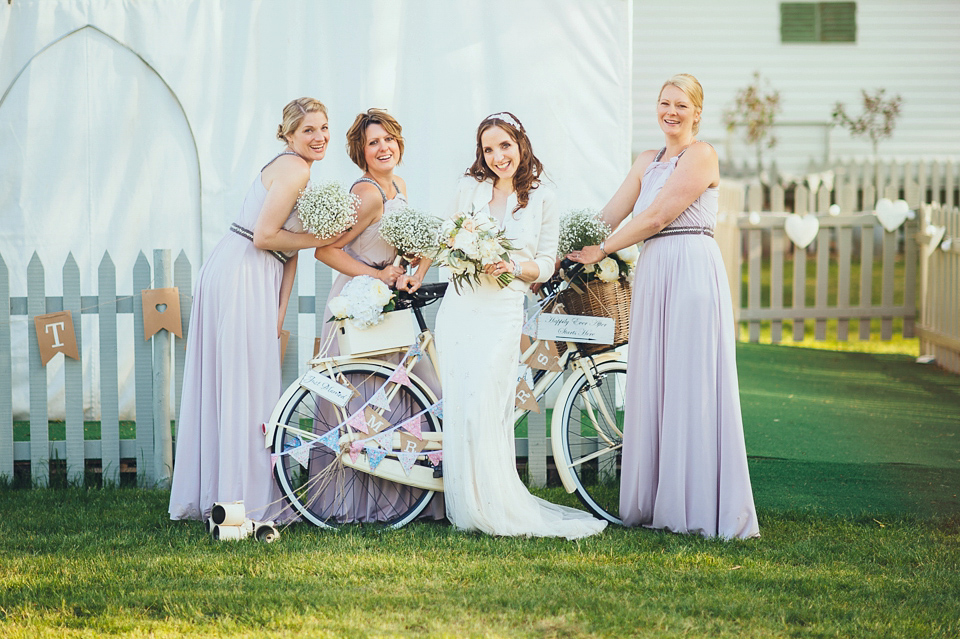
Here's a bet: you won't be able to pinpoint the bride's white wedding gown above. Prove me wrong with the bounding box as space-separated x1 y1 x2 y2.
434 183 607 540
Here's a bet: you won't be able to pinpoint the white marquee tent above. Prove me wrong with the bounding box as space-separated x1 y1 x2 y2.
0 0 632 419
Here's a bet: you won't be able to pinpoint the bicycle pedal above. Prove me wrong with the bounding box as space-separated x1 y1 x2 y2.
432 462 443 478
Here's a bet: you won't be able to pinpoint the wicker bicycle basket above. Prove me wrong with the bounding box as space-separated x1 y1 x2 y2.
549 277 632 356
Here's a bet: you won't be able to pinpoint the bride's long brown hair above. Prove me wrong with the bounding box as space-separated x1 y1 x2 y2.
466 112 543 215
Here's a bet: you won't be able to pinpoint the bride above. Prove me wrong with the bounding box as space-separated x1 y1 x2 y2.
400 112 606 539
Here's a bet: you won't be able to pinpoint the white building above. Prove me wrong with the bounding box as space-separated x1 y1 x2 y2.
632 0 960 177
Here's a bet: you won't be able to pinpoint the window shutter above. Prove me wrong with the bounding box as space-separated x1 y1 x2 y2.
781 2 857 43
819 2 856 42
781 3 818 42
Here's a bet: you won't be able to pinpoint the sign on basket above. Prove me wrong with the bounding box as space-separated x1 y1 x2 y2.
535 313 615 345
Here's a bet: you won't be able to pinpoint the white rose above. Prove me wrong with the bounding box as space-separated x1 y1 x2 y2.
452 228 479 258
369 279 393 307
478 237 502 263
615 244 639 265
597 257 620 282
328 296 350 319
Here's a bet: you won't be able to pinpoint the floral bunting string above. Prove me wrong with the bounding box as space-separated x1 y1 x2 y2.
397 451 419 476
365 445 388 471
349 440 364 463
399 415 422 440
373 431 393 451
347 410 369 434
427 451 443 467
368 387 391 411
288 443 312 469
388 364 412 388
427 400 444 420
317 428 340 452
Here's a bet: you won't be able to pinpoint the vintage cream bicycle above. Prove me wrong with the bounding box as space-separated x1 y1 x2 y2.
265 264 629 529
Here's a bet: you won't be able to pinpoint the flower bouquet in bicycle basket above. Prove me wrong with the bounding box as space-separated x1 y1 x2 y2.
550 208 638 356
322 275 419 358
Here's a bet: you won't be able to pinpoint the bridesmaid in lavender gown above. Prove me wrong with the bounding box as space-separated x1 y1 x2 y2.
312 109 443 521
570 74 759 539
168 98 342 522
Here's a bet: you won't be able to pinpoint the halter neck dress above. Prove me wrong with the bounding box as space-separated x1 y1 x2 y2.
169 152 304 522
310 178 444 522
619 145 759 539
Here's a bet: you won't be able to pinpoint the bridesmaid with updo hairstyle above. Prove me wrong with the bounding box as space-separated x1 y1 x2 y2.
169 97 343 523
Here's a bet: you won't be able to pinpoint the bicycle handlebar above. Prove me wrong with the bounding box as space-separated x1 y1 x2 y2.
395 282 448 310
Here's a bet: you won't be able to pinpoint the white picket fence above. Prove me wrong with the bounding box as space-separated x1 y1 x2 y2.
0 249 556 488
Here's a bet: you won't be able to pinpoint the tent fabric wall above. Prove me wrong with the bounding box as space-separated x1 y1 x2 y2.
0 0 632 419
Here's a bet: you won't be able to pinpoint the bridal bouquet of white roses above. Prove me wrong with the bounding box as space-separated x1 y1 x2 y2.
558 208 637 284
327 275 398 329
378 206 440 261
296 181 360 239
433 210 517 293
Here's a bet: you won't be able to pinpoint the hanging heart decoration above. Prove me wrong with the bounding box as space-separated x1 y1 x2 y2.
875 198 909 233
784 214 820 249
925 224 946 257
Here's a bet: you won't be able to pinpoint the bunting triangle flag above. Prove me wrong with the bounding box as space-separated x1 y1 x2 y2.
373 431 394 451
347 410 368 434
399 415 422 440
389 364 411 388
288 443 312 469
397 451 419 476
426 450 443 467
369 387 392 410
270 453 278 471
522 313 539 337
365 445 388 472
427 400 443 420
399 431 426 455
349 440 364 463
407 340 423 358
317 427 341 452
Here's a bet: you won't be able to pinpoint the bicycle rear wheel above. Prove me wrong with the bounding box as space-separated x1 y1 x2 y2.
270 361 441 529
554 359 627 525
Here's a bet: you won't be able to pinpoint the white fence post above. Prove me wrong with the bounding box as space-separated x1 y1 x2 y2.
152 249 174 488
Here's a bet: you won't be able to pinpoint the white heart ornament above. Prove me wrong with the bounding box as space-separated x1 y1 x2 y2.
875 198 908 232
925 225 946 257
942 238 953 252
784 214 820 249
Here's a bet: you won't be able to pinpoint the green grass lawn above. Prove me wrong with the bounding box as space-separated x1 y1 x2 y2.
0 489 957 639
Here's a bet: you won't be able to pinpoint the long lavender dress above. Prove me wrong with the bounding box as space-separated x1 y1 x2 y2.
168 153 303 522
310 178 444 521
619 147 759 539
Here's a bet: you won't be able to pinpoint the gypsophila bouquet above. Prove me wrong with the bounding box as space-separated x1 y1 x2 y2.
558 208 611 256
379 206 441 259
558 208 637 284
296 181 360 239
433 210 517 293
327 275 398 329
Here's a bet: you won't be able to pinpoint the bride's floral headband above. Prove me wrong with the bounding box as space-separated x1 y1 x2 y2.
484 112 523 131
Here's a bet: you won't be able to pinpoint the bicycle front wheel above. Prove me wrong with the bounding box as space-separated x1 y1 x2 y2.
554 358 627 525
270 361 441 529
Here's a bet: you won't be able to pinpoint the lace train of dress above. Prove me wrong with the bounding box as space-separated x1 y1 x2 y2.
435 278 607 540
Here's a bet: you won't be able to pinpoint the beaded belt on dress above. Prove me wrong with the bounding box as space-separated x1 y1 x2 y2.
229 223 290 264
648 225 715 240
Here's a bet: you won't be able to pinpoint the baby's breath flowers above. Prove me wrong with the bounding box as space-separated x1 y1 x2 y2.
296 181 360 239
558 208 637 284
557 208 611 256
379 206 441 259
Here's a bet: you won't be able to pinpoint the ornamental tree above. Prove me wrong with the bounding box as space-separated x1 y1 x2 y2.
723 71 782 172
832 89 903 158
